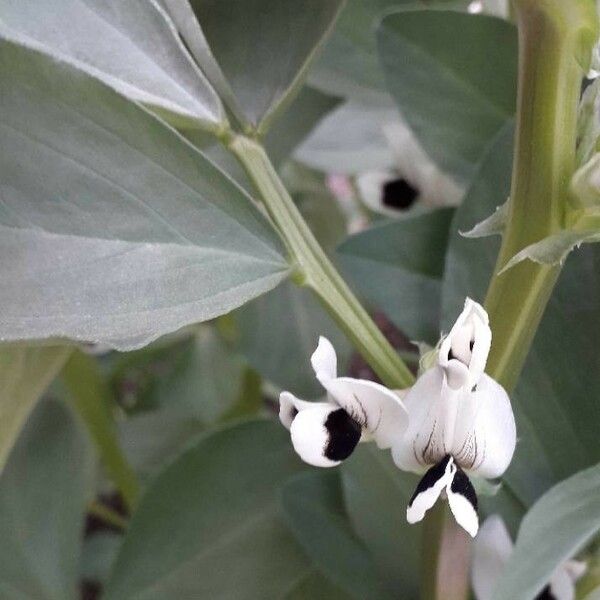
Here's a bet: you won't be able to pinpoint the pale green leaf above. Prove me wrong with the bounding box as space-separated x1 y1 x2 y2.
164 0 344 130
461 200 509 238
571 152 600 208
493 462 600 600
0 399 92 600
0 39 288 350
0 345 71 471
0 0 223 129
281 471 391 600
377 11 517 181
104 420 311 600
577 78 600 166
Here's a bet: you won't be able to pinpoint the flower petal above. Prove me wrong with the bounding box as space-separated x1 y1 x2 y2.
310 336 338 382
392 367 459 472
446 467 479 537
279 391 319 430
406 455 456 524
318 376 408 449
289 403 361 468
452 374 516 479
439 298 491 389
472 515 514 600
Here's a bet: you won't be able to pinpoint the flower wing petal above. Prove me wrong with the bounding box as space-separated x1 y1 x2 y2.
446 467 479 537
310 336 338 382
406 455 456 524
279 391 318 430
318 376 408 449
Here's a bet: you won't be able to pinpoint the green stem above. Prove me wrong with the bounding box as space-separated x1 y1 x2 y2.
62 351 140 512
485 0 597 391
227 134 415 390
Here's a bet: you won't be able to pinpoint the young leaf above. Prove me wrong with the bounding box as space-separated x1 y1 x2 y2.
338 208 455 343
0 0 223 129
0 39 289 350
104 420 311 600
163 0 344 131
461 200 509 239
0 345 72 471
281 471 392 600
377 11 517 181
0 399 92 600
493 462 600 600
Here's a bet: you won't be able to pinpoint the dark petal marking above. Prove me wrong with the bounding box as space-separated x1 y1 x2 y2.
324 409 361 462
535 585 556 600
469 340 474 351
450 467 478 512
382 178 419 210
408 455 452 507
290 407 298 420
448 348 456 361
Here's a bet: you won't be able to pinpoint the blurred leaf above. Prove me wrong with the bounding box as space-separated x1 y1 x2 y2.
81 532 122 586
236 281 350 397
0 345 71 471
105 420 312 599
338 207 455 343
296 99 398 173
0 0 223 129
493 462 600 600
378 11 517 181
341 446 421 597
62 351 140 510
442 122 600 507
164 0 344 130
284 571 351 599
0 39 288 350
0 399 92 600
282 471 391 600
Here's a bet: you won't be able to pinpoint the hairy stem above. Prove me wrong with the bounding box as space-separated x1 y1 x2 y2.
227 134 415 390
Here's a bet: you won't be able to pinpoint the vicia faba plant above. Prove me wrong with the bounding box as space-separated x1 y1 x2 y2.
0 0 599 599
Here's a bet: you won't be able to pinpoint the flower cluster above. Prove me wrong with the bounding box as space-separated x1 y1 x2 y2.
278 298 516 537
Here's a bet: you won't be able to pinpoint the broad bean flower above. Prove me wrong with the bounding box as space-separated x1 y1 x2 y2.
278 299 516 538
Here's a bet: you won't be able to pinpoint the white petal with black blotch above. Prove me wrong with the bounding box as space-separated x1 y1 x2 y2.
406 455 479 537
278 336 407 467
472 516 587 600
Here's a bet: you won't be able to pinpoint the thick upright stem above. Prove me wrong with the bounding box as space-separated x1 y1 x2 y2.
485 0 597 391
228 134 414 390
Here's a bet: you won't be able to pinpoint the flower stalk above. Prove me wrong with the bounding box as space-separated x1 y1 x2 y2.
227 133 415 390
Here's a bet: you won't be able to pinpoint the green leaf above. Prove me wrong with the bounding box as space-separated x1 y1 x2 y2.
0 345 71 471
442 122 600 507
81 532 122 587
341 446 421 597
0 39 288 350
0 0 223 129
236 281 350 397
461 200 509 239
164 0 344 131
377 11 517 181
281 471 391 600
338 208 455 343
493 462 600 600
283 571 351 600
104 420 311 599
0 399 92 600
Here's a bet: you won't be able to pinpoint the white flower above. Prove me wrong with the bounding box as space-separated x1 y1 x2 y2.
472 516 586 600
392 298 516 537
356 121 464 216
279 336 407 468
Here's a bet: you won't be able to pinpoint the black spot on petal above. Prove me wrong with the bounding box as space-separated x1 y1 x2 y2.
382 178 419 210
450 467 478 512
469 340 474 351
290 407 298 420
409 455 452 507
324 409 361 462
535 585 556 600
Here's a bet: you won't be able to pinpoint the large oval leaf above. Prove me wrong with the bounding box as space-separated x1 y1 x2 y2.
163 0 344 130
377 11 517 181
104 420 311 599
0 0 223 129
0 39 288 350
493 462 600 600
0 399 92 600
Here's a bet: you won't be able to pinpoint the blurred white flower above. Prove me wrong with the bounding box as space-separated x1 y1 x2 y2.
472 516 586 600
356 121 464 216
279 336 407 467
392 299 516 537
